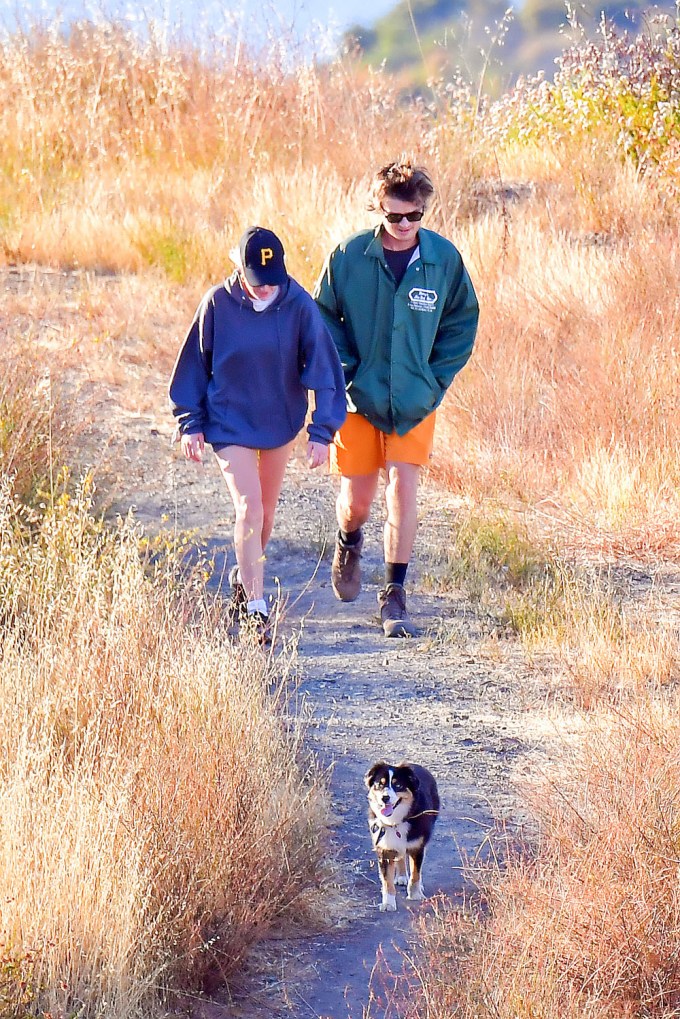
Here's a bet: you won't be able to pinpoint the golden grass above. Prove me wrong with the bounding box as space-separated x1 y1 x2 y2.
408 702 680 1019
1 16 679 1019
0 475 328 1018
436 205 680 560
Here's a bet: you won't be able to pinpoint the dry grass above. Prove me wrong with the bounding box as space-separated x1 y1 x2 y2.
2 17 678 564
1 14 679 1019
0 469 328 1018
436 208 680 561
0 20 451 288
407 702 680 1018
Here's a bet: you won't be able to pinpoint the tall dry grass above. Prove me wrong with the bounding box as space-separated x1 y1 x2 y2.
1 14 679 1019
406 703 680 1019
437 197 680 560
0 357 328 1018
2 15 678 558
0 18 449 283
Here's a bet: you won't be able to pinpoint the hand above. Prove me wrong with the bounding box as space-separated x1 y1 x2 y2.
307 440 328 469
181 432 205 463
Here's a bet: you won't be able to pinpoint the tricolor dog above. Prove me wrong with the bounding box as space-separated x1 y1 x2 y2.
365 760 440 912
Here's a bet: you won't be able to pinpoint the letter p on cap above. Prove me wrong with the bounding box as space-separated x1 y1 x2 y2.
260 247 274 266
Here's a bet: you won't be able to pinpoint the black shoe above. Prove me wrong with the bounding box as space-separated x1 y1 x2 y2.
377 583 417 638
226 565 248 624
242 610 272 647
331 530 364 602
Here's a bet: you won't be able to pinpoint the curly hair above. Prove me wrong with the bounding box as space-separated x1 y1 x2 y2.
368 160 435 212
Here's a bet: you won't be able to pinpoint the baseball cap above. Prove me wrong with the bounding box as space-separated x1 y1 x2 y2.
239 226 288 286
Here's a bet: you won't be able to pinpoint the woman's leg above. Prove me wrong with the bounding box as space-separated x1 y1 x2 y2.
258 439 295 551
214 446 266 602
214 440 295 603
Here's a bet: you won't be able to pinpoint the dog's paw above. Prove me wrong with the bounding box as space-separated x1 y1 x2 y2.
395 874 408 887
379 895 397 912
406 883 425 901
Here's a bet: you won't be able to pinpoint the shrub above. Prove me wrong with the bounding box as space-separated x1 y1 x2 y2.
487 9 680 183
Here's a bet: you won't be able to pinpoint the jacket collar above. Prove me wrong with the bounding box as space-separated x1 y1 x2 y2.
363 225 437 265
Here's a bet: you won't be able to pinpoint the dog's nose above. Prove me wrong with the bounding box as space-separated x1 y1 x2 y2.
382 794 391 803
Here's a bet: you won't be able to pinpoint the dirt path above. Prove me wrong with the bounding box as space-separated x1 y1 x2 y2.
8 268 679 1018
108 416 550 1019
5 266 550 1018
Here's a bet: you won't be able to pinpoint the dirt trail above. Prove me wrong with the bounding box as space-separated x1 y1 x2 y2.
4 265 551 1017
8 267 679 1018
111 416 549 1019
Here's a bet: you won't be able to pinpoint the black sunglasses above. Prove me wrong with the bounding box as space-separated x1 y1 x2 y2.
381 207 425 224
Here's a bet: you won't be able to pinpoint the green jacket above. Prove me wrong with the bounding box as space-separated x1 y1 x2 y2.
313 226 479 435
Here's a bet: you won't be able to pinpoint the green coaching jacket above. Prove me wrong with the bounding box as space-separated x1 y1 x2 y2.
313 226 479 436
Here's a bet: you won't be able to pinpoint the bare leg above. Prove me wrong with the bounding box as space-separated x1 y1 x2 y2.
336 472 380 533
215 442 292 602
384 461 420 565
258 440 295 550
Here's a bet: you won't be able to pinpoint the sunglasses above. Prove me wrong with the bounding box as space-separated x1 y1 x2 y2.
381 207 425 224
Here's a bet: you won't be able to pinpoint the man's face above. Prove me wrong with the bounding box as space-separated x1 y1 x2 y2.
380 196 425 250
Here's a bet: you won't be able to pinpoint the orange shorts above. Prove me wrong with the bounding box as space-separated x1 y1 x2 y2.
330 411 436 476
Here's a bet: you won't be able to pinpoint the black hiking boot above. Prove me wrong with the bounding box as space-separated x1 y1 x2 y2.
241 610 272 647
226 565 248 625
377 583 417 638
331 530 364 602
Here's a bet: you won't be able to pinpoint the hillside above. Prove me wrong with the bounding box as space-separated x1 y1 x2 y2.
345 0 678 91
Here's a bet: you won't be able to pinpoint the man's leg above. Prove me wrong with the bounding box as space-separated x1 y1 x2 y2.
378 461 421 638
336 473 380 534
383 461 420 566
376 412 436 637
332 472 379 601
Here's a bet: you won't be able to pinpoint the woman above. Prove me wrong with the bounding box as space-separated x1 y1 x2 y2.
169 226 346 642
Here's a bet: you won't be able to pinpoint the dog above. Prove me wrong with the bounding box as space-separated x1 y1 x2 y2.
365 760 440 911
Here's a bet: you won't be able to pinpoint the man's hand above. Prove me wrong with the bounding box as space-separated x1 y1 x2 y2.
181 432 205 463
307 440 328 469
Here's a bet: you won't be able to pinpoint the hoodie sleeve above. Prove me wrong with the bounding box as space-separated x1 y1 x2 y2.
298 296 348 444
312 248 359 383
168 293 215 435
428 256 479 394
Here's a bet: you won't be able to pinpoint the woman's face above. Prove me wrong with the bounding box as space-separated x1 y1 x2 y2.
241 275 278 301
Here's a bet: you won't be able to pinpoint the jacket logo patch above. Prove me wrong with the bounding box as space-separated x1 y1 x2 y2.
408 287 438 312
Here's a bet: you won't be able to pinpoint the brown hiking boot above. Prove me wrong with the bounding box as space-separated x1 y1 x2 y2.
331 530 364 602
377 583 417 638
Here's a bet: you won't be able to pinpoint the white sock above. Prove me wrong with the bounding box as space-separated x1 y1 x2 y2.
247 599 267 616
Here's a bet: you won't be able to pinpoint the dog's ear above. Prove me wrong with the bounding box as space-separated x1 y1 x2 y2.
365 761 388 788
398 764 420 794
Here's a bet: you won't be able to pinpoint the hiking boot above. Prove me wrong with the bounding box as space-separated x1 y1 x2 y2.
331 530 364 602
225 565 248 624
242 610 272 647
377 583 417 638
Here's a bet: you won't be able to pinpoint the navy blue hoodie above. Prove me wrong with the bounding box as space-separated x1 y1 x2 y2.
169 272 347 449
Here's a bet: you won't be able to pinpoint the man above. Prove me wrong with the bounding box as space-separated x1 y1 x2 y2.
313 160 479 637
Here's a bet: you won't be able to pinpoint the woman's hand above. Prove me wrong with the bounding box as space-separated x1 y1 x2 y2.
306 440 328 469
181 432 205 462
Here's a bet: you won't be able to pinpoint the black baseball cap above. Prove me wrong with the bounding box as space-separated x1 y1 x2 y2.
239 226 288 286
